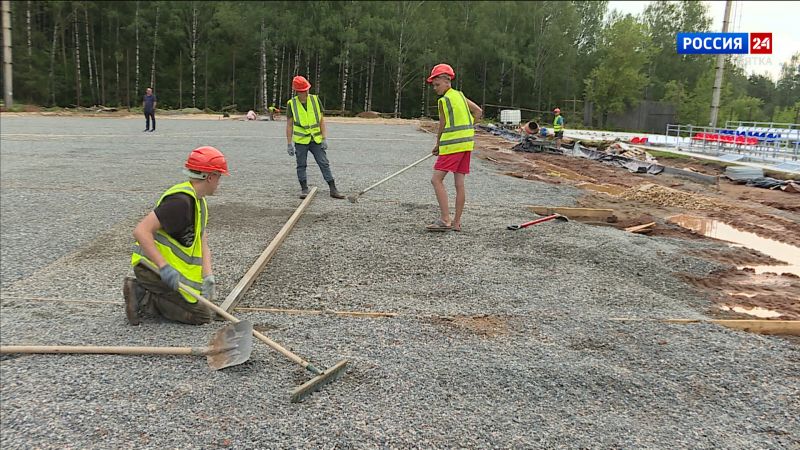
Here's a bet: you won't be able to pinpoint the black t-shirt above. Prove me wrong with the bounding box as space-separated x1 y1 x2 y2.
154 193 195 247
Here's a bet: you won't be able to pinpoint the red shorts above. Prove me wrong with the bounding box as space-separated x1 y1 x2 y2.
433 151 471 174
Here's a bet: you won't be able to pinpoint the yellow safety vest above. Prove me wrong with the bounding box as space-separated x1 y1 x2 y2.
553 115 564 132
288 95 323 144
438 88 474 155
131 181 208 303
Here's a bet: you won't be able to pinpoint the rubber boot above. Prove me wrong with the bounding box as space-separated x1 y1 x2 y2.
328 180 345 199
299 181 309 199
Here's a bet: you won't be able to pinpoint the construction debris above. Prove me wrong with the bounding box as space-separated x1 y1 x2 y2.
527 206 616 222
621 184 721 210
624 222 656 234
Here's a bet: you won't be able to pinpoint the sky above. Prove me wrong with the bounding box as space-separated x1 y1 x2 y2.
607 1 800 81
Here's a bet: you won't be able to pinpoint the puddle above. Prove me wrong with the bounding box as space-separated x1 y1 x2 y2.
577 183 626 196
719 305 784 318
668 215 800 276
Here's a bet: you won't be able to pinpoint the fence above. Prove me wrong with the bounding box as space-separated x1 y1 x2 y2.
664 123 800 163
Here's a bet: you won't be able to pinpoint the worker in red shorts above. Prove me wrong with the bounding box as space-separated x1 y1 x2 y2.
426 63 483 232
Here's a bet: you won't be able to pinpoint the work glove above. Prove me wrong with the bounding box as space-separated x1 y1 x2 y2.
159 265 181 291
320 139 328 151
202 275 216 300
287 143 295 157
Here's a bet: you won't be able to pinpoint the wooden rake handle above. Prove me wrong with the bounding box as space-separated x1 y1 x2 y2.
139 259 323 375
357 152 434 196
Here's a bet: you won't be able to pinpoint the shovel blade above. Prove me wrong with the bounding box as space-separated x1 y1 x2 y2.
347 194 359 203
506 225 521 230
206 321 254 370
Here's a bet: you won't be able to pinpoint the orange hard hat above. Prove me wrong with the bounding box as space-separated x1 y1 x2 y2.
553 107 561 114
185 146 229 175
292 75 311 92
426 63 455 83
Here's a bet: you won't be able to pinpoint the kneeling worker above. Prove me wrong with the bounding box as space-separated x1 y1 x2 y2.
124 146 229 325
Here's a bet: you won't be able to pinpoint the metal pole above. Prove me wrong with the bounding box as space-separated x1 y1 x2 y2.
709 0 732 128
1 0 12 108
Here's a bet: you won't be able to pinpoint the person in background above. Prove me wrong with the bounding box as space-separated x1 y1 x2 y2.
285 75 345 200
553 107 564 149
143 87 157 132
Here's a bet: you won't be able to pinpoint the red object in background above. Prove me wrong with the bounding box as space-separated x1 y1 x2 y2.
750 33 772 54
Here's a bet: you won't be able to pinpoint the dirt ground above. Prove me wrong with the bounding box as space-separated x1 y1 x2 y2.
466 128 800 321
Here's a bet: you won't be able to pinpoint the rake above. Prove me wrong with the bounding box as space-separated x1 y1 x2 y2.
140 259 348 402
348 153 434 203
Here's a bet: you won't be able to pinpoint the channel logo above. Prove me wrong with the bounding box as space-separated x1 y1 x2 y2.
677 32 772 55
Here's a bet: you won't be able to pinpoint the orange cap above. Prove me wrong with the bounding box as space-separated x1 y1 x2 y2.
185 146 229 175
426 64 455 83
292 76 311 92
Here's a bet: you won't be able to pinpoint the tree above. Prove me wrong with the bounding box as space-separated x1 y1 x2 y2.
585 13 651 126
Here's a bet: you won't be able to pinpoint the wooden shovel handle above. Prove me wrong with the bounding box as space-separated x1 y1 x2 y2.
1 345 205 355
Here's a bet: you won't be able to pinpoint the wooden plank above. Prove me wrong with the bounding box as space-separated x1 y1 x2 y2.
625 222 656 233
527 206 614 219
665 319 800 336
220 187 318 312
234 306 398 318
611 318 800 336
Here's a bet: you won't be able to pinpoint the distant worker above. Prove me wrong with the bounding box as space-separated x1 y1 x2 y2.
246 110 257 121
285 75 345 199
124 146 230 325
553 107 564 149
143 87 157 132
426 63 482 232
268 104 279 121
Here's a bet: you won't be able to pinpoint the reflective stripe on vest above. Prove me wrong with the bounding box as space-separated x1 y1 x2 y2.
288 95 323 144
131 181 207 303
553 115 563 132
438 88 474 155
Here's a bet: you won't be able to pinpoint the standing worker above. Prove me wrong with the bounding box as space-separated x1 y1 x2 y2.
123 146 229 325
426 63 482 232
143 87 157 132
285 75 345 199
553 107 564 149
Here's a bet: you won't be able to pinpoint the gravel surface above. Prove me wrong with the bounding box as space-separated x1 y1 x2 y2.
1 116 798 449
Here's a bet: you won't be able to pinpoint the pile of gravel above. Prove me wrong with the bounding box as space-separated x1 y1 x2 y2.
1 117 797 448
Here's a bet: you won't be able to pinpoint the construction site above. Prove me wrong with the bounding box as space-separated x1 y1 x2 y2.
1 0 799 448
0 110 798 448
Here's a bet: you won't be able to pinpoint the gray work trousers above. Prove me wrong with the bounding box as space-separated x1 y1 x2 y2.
133 264 212 325
295 141 334 184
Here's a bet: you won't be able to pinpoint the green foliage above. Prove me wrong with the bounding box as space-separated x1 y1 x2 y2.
585 13 651 126
1 1 795 125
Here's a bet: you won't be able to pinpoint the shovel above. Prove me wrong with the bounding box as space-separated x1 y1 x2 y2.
507 213 569 230
0 321 253 371
348 153 434 203
139 259 348 402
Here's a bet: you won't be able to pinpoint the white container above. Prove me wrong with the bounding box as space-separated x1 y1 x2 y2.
500 109 521 124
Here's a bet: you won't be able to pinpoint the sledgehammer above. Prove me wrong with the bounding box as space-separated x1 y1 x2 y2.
348 153 434 203
507 214 569 230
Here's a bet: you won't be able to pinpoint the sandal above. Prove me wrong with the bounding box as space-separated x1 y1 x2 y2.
426 218 451 232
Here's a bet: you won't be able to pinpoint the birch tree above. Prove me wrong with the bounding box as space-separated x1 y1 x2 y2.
134 1 139 97
191 3 197 107
149 3 159 90
84 6 94 105
72 4 81 107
